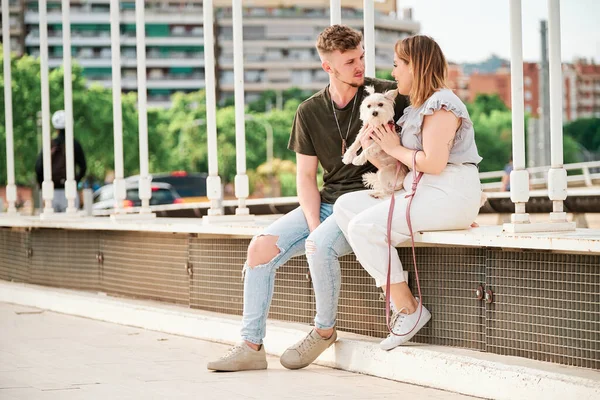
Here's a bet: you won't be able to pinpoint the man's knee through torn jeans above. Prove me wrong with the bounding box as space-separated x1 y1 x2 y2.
240 203 351 345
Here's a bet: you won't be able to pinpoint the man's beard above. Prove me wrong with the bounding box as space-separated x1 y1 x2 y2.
332 68 364 88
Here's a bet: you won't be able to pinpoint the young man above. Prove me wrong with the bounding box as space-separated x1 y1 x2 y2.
35 110 87 212
207 25 408 371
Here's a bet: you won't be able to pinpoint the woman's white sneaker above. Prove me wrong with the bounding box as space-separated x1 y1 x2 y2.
380 298 431 351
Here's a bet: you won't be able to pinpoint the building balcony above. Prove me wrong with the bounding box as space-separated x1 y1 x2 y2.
47 56 205 68
25 10 203 24
217 16 420 34
219 61 322 70
578 98 595 107
93 77 205 91
218 59 396 71
9 27 23 35
122 37 204 46
220 81 329 92
25 35 204 47
219 39 315 49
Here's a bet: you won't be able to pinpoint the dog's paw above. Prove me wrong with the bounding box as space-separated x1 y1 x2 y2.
352 157 366 166
342 153 354 165
369 192 385 199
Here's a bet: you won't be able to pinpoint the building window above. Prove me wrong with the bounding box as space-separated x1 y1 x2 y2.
525 91 532 100
525 105 532 113
524 76 532 86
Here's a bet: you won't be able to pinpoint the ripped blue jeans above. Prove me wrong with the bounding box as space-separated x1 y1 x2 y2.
241 204 352 345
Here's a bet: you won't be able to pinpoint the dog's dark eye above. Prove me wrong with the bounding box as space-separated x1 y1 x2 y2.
367 105 371 108
378 103 383 107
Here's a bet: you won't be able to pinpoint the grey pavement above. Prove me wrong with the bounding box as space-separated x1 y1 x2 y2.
0 302 479 400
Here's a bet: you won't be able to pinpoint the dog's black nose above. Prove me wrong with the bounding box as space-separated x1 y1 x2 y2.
372 111 378 116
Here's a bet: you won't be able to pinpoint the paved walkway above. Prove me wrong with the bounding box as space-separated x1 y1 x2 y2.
0 302 480 400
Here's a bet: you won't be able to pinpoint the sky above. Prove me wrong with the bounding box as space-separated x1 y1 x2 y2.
397 0 600 64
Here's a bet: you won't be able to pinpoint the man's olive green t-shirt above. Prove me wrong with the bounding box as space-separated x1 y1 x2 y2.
288 77 409 204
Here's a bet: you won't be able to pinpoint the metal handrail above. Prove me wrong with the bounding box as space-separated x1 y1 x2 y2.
478 160 600 180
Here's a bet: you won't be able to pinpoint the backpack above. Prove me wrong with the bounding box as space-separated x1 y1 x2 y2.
51 141 67 186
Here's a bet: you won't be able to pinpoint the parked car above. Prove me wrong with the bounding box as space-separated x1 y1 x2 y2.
127 171 208 203
92 181 183 210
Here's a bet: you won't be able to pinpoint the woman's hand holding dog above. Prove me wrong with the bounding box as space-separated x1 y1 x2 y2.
370 124 401 155
359 126 374 149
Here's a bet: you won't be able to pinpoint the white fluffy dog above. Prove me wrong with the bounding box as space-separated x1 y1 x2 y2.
342 86 408 198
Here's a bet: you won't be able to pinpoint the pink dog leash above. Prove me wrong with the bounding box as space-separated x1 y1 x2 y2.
384 150 424 336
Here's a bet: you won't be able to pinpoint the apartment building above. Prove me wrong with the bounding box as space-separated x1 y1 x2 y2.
16 0 419 107
446 62 469 101
464 60 600 122
0 0 26 56
566 61 600 120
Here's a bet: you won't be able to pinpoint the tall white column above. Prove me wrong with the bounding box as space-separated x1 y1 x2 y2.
110 0 125 215
232 0 249 215
504 0 575 233
203 0 223 216
61 0 77 214
506 0 530 225
1 0 17 215
363 0 375 78
546 0 569 223
330 0 341 25
39 0 55 216
135 0 152 215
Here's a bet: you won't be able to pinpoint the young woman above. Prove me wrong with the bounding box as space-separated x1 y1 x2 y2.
334 35 483 351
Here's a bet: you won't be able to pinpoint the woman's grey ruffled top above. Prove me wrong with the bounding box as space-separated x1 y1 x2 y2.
397 89 482 165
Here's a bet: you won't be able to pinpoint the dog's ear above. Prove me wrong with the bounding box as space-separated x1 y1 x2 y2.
384 89 398 100
364 86 375 96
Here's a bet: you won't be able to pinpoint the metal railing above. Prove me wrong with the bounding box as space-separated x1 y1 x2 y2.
480 160 600 191
0 0 594 234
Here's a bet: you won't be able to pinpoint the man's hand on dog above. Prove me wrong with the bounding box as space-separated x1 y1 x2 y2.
370 124 401 155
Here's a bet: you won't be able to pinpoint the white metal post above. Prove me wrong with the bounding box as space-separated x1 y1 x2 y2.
330 0 341 25
203 0 223 216
546 0 572 228
135 0 153 215
39 0 55 217
1 0 18 215
504 0 575 233
62 0 77 214
232 0 249 215
363 0 375 78
505 0 530 229
110 0 126 215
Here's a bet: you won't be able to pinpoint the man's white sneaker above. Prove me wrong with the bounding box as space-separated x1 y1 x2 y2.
280 329 337 370
380 298 431 351
207 342 268 371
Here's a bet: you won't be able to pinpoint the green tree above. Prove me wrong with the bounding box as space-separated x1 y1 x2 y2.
0 46 176 186
162 90 208 173
376 69 393 81
467 93 508 117
563 117 600 155
471 109 513 172
468 93 581 171
223 87 316 113
0 51 90 185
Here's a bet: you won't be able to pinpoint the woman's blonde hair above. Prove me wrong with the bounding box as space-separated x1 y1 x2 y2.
395 35 448 107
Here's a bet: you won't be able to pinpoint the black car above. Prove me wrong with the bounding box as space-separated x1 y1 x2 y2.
92 181 183 210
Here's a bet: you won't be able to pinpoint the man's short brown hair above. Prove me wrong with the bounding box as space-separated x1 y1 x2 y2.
316 25 363 56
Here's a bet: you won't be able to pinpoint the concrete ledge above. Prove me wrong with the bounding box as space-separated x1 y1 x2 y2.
1 281 598 400
1 216 599 253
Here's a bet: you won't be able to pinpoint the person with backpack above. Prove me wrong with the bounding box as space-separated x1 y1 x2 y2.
35 110 87 212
